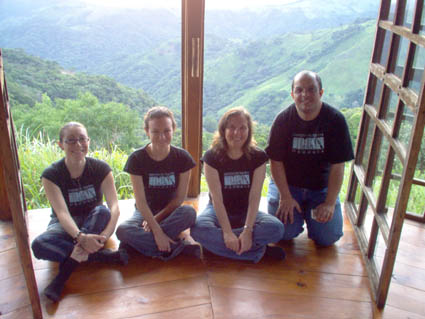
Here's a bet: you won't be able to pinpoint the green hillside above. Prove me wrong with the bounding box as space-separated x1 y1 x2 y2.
3 48 156 114
2 19 375 131
112 20 375 127
222 20 375 124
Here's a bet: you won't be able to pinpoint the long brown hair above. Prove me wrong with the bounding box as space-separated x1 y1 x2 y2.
211 106 257 159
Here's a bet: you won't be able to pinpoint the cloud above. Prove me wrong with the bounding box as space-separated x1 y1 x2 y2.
81 0 296 10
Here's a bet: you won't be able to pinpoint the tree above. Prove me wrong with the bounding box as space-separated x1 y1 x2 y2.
13 92 143 151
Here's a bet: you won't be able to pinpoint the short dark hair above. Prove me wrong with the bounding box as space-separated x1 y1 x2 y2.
291 70 322 92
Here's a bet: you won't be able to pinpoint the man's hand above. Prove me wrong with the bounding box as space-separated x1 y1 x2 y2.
313 202 335 223
276 196 301 224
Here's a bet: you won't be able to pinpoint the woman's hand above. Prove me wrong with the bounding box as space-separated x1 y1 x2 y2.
70 244 89 262
79 233 105 254
223 230 240 253
238 228 253 255
153 229 176 252
142 220 151 232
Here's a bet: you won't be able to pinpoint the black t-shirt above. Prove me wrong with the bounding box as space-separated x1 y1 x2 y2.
202 148 268 227
124 145 196 214
41 157 111 217
266 102 354 190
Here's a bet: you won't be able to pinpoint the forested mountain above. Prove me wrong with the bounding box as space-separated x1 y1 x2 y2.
3 48 156 113
0 0 378 125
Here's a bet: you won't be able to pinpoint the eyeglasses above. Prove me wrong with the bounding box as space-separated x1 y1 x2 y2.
64 137 90 145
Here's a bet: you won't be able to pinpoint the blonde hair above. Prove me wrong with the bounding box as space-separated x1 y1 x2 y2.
59 122 86 142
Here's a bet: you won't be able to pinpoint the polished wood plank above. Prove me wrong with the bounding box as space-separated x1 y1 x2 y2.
2 198 425 318
374 304 425 319
210 286 373 319
41 276 210 319
35 256 207 298
0 274 31 316
0 249 23 281
385 281 425 317
123 304 213 319
208 268 371 302
0 220 16 251
1 305 34 319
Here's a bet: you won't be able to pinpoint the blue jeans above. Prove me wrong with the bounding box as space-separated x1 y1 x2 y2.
267 179 343 246
190 203 284 263
31 205 111 262
116 205 196 261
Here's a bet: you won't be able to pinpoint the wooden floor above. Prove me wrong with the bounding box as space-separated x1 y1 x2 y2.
1 195 425 319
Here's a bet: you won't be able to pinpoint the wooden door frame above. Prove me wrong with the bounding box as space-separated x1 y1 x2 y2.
0 49 42 318
182 0 205 198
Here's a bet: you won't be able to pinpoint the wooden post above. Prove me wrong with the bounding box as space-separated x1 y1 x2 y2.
0 49 42 318
0 162 12 220
182 0 205 197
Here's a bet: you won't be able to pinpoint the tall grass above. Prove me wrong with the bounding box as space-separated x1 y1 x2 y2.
17 130 131 210
18 131 425 216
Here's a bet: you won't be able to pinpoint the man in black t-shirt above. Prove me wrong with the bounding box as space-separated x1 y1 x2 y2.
265 70 354 246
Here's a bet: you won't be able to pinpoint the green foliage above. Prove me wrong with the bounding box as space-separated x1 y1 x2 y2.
3 48 156 114
340 107 362 145
18 131 425 216
17 130 62 210
13 92 144 151
17 130 132 210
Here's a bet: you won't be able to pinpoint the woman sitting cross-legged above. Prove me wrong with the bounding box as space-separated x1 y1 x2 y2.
31 122 128 302
191 107 285 263
116 106 200 260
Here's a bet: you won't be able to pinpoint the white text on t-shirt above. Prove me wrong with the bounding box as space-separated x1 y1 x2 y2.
292 133 324 154
224 172 250 189
68 185 96 206
149 173 176 188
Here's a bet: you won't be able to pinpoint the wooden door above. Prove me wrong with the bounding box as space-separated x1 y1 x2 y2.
345 0 425 308
182 0 205 197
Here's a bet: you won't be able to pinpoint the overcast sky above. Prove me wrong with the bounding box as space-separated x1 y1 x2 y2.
82 0 297 10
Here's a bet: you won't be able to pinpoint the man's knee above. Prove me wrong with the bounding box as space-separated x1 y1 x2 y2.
310 231 343 247
281 221 304 240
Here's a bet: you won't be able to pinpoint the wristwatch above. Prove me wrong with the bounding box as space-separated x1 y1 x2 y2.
73 231 82 244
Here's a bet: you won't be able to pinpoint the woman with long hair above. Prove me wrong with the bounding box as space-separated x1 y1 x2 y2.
32 122 127 302
191 107 285 262
116 106 199 260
